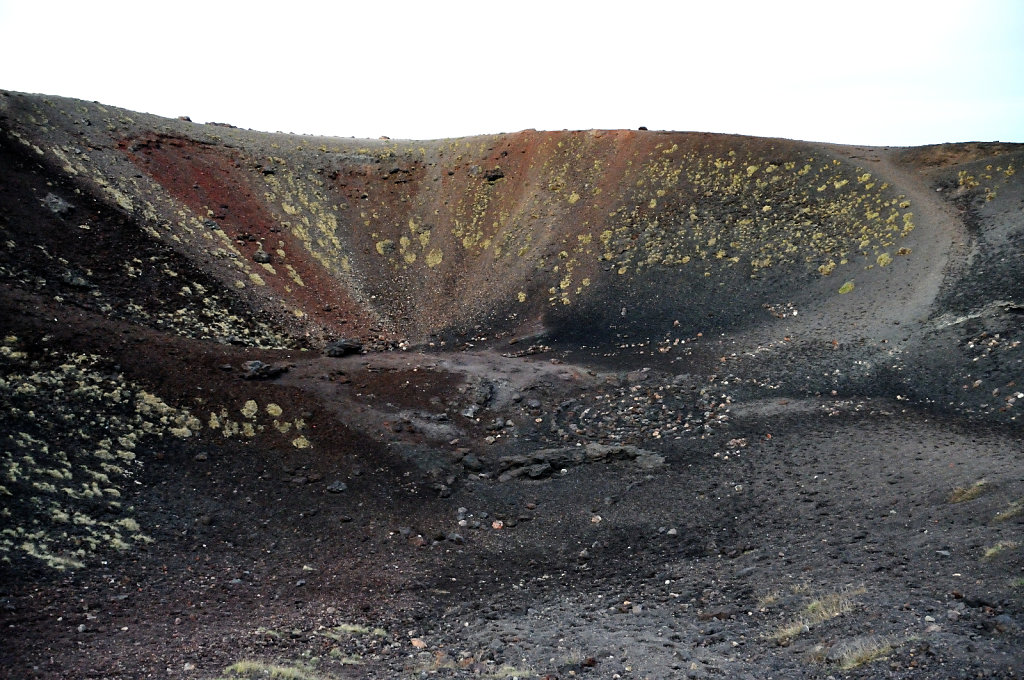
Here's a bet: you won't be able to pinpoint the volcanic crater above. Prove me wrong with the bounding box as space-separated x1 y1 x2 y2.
1 90 1022 679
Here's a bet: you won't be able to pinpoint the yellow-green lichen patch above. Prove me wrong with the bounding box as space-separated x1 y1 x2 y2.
260 167 363 300
594 148 917 294
426 248 444 268
956 162 1017 203
838 280 855 294
241 400 258 419
0 339 199 570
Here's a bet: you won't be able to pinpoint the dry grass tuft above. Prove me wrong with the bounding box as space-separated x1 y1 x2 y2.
222 660 323 679
993 499 1023 522
835 635 895 670
767 586 866 645
949 479 989 503
982 540 1019 560
770 620 809 645
412 651 537 678
803 587 864 625
756 589 782 609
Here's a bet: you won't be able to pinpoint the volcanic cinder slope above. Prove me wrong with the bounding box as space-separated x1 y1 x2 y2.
1 91 1022 679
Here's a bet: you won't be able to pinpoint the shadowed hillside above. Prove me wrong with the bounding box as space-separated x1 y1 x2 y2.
2 91 1022 679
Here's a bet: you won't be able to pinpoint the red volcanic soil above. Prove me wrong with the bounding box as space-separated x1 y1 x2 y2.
121 134 383 342
1 91 1022 679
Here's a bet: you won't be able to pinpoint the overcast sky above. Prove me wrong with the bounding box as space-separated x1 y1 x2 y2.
2 0 1022 145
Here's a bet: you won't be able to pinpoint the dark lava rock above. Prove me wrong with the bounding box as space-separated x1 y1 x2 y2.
41 193 72 215
253 249 271 264
324 338 363 357
462 454 484 472
241 360 287 380
496 443 665 481
473 381 494 406
60 270 94 289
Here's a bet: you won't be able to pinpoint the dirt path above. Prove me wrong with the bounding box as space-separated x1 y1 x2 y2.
834 144 970 329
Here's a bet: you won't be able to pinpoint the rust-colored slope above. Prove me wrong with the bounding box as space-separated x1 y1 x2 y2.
121 134 383 341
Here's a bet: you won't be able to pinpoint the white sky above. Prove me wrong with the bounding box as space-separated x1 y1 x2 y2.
2 0 1022 145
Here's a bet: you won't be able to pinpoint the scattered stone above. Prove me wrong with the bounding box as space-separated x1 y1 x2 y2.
326 481 348 493
253 249 271 264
